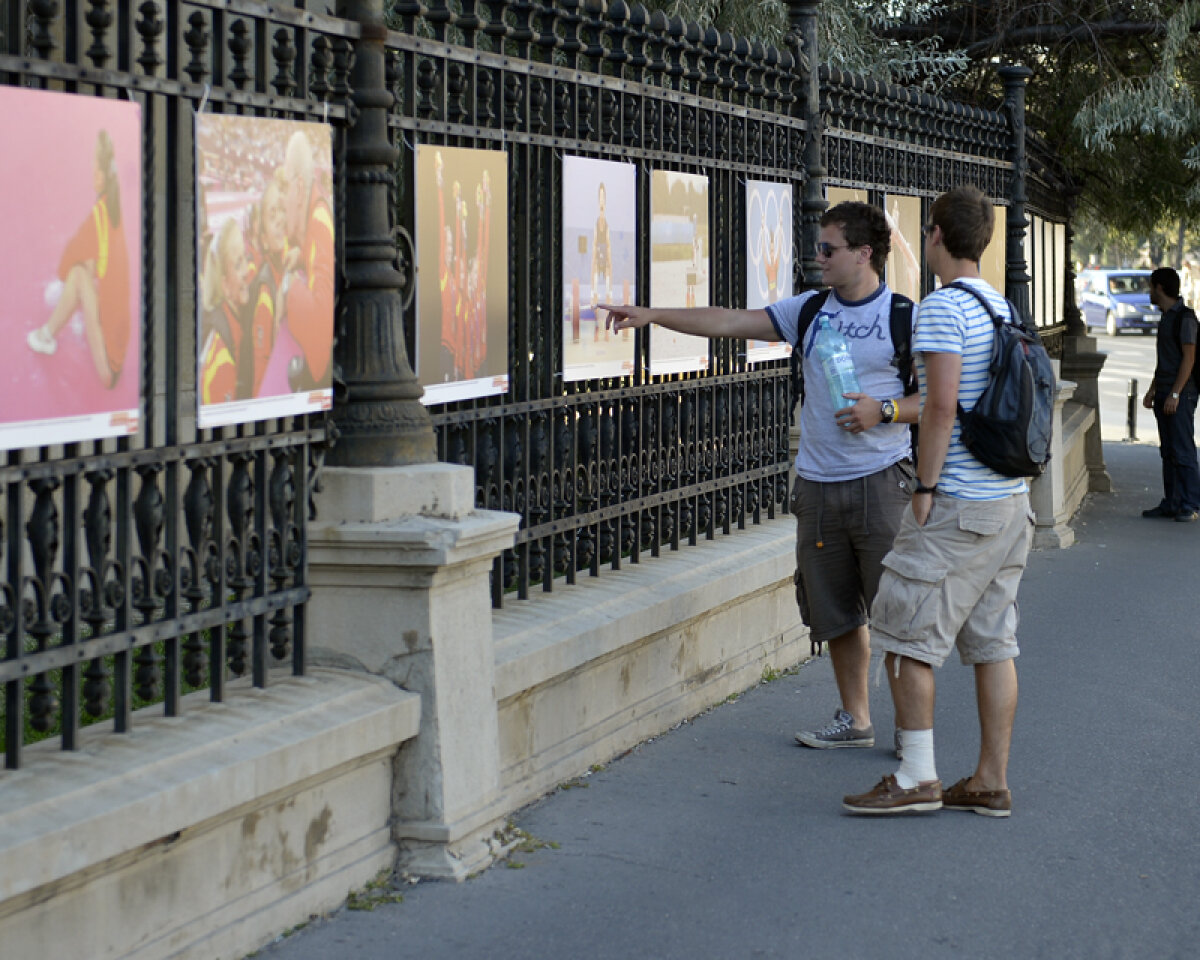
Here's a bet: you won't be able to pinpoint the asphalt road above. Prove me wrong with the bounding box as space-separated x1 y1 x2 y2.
1094 328 1158 443
258 440 1200 960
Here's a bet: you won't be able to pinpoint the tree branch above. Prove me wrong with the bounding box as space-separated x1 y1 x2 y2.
881 18 1171 59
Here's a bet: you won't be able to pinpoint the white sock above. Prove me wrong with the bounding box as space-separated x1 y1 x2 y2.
894 729 936 789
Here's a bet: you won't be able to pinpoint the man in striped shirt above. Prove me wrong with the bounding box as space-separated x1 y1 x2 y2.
843 186 1034 818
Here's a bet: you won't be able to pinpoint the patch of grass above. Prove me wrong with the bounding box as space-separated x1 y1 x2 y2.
492 821 561 868
1 636 215 755
346 870 404 911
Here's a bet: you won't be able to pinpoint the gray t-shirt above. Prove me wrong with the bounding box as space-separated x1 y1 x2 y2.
767 284 911 482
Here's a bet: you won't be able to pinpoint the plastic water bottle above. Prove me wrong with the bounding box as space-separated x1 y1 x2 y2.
811 317 861 411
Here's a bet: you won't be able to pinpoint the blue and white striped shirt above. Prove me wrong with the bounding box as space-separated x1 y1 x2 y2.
914 279 1027 501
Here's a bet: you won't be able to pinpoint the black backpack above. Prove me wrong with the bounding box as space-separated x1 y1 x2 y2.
946 281 1056 478
788 290 918 404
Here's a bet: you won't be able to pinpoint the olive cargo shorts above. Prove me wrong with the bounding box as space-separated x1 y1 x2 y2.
788 460 915 645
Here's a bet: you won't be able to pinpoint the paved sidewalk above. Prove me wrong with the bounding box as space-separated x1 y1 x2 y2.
260 442 1200 960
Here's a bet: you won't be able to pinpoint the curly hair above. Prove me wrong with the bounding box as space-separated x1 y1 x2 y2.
820 201 890 276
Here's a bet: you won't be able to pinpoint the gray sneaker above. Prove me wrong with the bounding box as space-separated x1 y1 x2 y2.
794 709 874 749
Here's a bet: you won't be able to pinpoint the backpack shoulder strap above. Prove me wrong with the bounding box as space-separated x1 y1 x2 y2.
945 280 1024 330
789 289 831 404
795 288 831 347
888 294 916 396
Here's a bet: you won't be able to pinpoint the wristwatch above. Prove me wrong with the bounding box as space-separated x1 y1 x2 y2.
1171 392 1181 399
880 398 897 424
914 482 938 495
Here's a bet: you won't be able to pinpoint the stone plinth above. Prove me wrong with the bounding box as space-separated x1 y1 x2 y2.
309 463 519 879
1061 333 1112 493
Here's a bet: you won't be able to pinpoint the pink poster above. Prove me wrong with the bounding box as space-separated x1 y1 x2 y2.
196 114 335 428
0 88 141 451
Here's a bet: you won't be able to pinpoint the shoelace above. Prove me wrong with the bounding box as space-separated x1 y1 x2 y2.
817 710 853 737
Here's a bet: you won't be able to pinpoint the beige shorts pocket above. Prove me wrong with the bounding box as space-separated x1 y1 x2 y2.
873 552 949 641
957 512 1007 537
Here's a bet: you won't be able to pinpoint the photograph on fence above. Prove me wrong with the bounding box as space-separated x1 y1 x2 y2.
0 87 141 451
561 156 637 382
826 186 869 207
416 145 509 405
745 179 793 364
1028 214 1045 327
1053 221 1066 326
884 194 922 304
195 114 335 428
980 203 1007 300
649 170 710 375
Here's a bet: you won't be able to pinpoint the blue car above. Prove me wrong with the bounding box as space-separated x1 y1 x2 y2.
1079 269 1160 336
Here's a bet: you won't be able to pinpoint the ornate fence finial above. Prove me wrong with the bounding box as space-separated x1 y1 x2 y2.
136 1 164 75
85 0 113 68
183 12 209 83
28 0 59 58
272 28 297 97
227 19 252 90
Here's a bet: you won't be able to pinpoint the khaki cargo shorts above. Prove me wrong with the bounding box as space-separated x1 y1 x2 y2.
869 491 1034 668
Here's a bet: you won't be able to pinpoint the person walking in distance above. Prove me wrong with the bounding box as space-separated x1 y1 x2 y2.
843 186 1035 817
603 201 919 752
1141 267 1200 522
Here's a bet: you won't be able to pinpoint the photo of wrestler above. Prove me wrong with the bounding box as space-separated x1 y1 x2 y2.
826 185 869 206
746 179 793 364
562 156 636 382
884 193 922 304
195 114 335 428
0 86 141 451
415 145 509 405
649 170 710 375
980 202 1008 296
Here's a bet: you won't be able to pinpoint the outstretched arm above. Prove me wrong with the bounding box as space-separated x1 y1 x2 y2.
600 303 776 341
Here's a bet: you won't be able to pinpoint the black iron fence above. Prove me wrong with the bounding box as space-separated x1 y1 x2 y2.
383 4 806 603
0 0 347 768
388 2 1070 606
0 0 1073 769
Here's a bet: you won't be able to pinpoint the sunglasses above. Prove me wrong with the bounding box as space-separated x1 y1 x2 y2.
815 242 851 258
922 224 936 237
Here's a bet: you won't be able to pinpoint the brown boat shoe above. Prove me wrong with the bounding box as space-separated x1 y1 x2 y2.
942 777 1012 818
842 774 942 815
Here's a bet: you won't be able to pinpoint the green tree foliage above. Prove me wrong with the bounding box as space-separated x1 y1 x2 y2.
647 0 1200 242
876 0 1200 249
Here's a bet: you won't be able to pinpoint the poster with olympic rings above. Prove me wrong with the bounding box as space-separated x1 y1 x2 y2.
745 180 793 363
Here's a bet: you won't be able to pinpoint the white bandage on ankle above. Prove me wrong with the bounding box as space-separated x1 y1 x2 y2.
894 728 936 789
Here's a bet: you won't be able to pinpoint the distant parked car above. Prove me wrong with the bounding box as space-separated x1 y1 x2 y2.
1078 269 1159 336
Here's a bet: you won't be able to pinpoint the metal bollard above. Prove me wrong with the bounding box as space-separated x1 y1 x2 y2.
1126 378 1138 442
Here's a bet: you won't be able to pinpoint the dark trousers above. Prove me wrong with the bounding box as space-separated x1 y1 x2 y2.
1153 389 1200 514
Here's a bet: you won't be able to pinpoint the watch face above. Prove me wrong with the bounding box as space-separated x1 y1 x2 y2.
882 399 896 422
